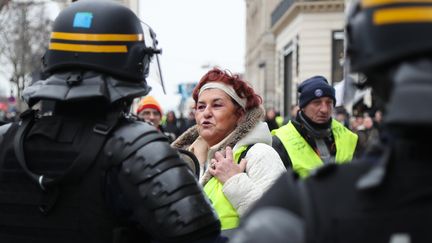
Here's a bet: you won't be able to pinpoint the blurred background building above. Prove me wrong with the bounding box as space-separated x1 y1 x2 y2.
245 0 346 116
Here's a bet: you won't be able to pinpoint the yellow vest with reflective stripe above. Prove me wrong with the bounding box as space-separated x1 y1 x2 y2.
203 145 249 230
272 119 357 178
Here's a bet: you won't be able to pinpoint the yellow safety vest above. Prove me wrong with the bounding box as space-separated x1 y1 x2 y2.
275 116 284 128
203 145 249 230
272 119 357 178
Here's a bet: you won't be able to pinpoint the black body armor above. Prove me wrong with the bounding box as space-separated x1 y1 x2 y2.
0 110 220 243
241 137 432 243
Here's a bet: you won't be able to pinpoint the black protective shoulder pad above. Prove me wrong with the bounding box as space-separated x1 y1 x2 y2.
103 121 168 167
105 121 220 241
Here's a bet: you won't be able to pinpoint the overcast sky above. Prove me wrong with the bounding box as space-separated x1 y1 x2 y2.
139 0 246 112
0 0 246 113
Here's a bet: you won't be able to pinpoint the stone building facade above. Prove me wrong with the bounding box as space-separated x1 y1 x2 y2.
245 0 345 116
244 0 280 110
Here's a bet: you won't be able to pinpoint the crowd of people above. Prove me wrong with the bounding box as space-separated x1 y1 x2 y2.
0 0 431 242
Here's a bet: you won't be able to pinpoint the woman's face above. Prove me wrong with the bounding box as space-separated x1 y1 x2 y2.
167 111 175 122
195 88 243 147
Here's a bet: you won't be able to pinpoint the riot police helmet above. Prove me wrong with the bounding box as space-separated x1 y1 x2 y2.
23 0 163 107
345 0 432 127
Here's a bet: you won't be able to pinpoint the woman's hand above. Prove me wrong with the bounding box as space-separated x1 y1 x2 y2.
209 146 247 184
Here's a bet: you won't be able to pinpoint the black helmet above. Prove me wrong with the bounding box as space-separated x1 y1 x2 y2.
346 0 432 74
24 0 163 106
345 0 432 126
43 0 156 82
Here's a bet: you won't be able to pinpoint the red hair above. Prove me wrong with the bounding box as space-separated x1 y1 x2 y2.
192 67 262 110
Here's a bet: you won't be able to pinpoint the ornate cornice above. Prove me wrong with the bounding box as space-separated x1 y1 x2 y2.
299 1 344 12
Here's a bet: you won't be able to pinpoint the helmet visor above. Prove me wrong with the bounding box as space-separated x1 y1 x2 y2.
141 22 166 94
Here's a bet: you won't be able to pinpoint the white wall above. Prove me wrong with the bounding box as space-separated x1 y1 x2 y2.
299 12 345 81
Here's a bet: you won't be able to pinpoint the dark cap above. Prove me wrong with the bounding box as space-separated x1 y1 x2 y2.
298 76 336 108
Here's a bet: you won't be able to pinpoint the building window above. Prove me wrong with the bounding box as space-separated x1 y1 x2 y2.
331 30 344 84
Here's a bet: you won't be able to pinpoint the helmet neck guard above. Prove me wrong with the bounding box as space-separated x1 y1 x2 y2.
385 58 432 127
23 71 151 107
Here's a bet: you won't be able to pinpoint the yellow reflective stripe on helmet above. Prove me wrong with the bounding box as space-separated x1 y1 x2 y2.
362 0 432 8
51 32 143 42
374 7 432 25
49 43 127 53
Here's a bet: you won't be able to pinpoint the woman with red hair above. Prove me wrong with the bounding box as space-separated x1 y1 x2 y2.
172 67 285 235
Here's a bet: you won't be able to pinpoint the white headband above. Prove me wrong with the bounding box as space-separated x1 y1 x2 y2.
198 82 247 109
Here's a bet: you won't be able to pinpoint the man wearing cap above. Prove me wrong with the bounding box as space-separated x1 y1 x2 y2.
271 76 358 178
137 96 176 142
137 96 163 127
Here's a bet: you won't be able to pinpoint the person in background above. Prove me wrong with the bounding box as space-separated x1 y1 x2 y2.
282 105 300 125
265 107 279 131
355 115 380 157
178 97 197 134
275 111 284 128
271 76 358 177
172 67 286 236
373 109 383 131
136 95 176 142
334 106 350 128
350 114 365 133
0 1 220 242
163 110 181 139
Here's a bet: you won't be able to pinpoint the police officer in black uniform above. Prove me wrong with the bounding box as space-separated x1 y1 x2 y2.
0 1 220 242
231 0 432 242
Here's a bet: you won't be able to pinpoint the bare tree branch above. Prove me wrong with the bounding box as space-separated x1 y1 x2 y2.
0 0 11 12
0 0 53 110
